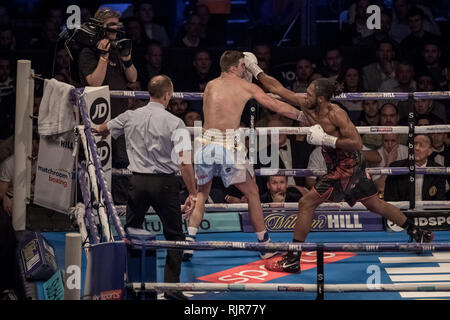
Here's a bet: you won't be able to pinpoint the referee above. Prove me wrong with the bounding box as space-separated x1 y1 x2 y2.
94 75 197 300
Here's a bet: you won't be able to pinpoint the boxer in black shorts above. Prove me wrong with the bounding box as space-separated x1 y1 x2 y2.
243 55 433 273
314 147 378 207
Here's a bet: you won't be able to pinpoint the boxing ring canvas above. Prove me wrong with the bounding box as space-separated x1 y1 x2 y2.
41 229 450 300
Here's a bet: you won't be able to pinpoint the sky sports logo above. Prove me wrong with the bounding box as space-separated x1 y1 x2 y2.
370 127 393 133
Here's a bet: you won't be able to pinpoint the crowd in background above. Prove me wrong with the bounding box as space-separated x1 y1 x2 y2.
1 0 450 211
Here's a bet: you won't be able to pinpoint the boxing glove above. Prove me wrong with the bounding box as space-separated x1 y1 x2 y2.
243 52 263 79
307 124 338 148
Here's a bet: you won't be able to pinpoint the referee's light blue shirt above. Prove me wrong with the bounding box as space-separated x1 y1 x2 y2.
107 101 192 174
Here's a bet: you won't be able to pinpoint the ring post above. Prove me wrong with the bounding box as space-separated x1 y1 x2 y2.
13 60 32 230
316 244 324 300
64 233 82 300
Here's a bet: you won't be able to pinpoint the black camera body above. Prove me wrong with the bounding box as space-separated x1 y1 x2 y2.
63 18 132 58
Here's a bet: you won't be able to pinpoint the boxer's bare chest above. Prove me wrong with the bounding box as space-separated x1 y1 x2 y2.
305 108 340 137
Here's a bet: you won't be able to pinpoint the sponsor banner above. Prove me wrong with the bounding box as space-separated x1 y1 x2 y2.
34 131 76 214
84 241 126 300
385 211 450 231
241 211 384 232
198 251 356 283
115 212 242 236
83 86 111 190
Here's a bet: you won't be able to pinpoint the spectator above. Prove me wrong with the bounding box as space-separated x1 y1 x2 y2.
125 17 149 50
0 130 39 216
137 2 170 47
362 40 396 92
30 18 59 50
429 118 450 199
78 7 138 205
0 56 14 141
173 13 207 48
53 47 79 87
138 42 172 89
357 100 380 126
429 119 450 167
378 60 415 93
183 110 202 127
339 0 374 46
195 4 220 46
252 43 285 84
167 98 189 119
0 5 10 25
336 66 364 116
373 133 409 193
415 72 435 91
288 58 315 93
179 49 217 94
371 103 408 149
384 134 447 201
412 99 447 124
399 6 441 62
380 102 399 125
197 0 230 46
318 47 344 82
260 176 302 203
359 9 398 50
46 6 64 30
126 81 147 111
256 118 315 194
416 41 446 89
390 0 440 43
0 24 16 51
357 99 381 150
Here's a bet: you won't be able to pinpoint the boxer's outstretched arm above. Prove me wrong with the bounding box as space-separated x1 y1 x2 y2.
330 108 363 151
257 73 304 108
248 82 300 121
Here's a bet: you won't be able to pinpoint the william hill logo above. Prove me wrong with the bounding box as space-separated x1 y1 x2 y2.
264 213 363 231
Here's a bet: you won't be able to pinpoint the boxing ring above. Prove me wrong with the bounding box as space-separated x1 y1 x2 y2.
14 59 450 300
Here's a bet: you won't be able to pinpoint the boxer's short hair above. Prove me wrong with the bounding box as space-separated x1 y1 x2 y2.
312 78 335 101
220 50 244 72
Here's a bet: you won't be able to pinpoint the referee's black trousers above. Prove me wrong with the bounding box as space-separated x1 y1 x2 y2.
125 173 185 283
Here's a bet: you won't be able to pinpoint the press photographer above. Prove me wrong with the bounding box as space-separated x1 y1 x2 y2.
78 7 137 204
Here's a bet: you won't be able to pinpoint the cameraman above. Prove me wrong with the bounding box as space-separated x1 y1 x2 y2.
79 7 137 204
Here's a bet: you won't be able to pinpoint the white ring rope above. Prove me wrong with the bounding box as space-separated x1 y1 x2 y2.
115 200 450 215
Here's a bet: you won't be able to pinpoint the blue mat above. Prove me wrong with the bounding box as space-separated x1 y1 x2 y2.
43 231 450 300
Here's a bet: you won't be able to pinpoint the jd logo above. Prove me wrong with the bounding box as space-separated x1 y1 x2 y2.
96 141 111 167
366 5 381 30
90 98 110 124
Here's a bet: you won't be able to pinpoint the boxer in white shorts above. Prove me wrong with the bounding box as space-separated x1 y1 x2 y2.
182 50 304 261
